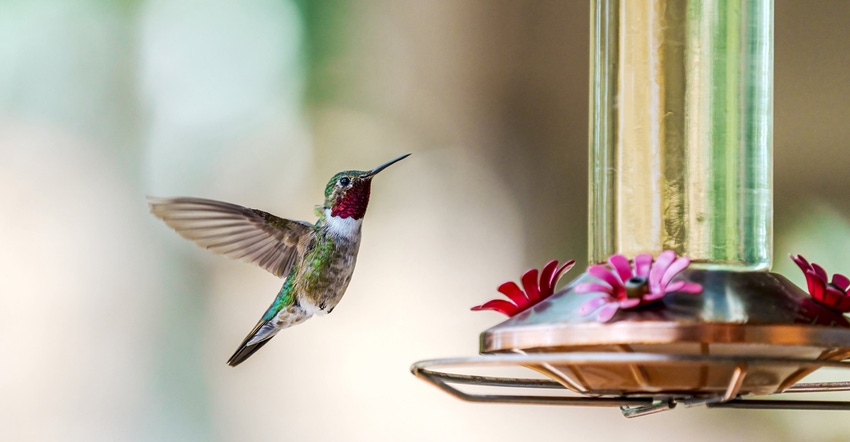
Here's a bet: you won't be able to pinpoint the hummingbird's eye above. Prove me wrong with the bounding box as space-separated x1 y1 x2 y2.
339 177 351 186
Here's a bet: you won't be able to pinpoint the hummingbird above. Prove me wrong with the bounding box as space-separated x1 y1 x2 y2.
148 153 409 366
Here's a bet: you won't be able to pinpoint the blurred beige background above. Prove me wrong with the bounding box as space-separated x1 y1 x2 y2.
2 1 850 441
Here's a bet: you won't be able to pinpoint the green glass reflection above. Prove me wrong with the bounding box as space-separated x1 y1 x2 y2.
589 0 773 270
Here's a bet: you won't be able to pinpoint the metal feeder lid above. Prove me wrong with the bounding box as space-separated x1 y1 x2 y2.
482 269 850 353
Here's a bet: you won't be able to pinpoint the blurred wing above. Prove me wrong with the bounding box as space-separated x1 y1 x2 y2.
148 196 313 278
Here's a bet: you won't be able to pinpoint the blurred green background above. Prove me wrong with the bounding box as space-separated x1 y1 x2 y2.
2 0 850 440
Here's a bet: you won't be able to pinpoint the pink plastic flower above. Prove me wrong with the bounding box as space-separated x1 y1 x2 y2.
790 254 850 313
471 260 576 317
575 250 702 322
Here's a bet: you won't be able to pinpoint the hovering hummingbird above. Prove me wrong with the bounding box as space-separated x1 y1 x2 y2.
148 153 409 366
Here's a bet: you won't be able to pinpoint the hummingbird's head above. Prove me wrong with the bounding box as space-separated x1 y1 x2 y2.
323 153 410 220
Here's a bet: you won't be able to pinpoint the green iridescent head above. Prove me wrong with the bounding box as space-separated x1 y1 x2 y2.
322 154 410 219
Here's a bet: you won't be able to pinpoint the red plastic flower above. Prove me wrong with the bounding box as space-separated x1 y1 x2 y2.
790 254 850 313
471 260 576 317
575 250 702 322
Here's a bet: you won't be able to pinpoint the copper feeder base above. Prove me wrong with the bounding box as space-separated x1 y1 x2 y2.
486 323 850 400
412 270 850 416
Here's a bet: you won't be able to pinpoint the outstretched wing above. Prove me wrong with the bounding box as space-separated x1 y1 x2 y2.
148 196 313 278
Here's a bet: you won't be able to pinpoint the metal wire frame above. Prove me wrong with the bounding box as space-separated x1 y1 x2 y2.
410 352 850 417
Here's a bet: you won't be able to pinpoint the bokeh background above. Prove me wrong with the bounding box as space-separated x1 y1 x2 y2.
2 0 850 440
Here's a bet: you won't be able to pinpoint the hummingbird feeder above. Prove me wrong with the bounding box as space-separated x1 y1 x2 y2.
411 0 850 417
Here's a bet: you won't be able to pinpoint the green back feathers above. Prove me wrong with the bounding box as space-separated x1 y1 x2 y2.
263 276 296 321
305 234 336 279
260 232 338 322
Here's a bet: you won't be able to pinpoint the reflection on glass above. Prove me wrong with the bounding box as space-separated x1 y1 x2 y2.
589 0 773 270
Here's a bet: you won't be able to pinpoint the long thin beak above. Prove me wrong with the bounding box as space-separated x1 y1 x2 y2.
364 153 411 177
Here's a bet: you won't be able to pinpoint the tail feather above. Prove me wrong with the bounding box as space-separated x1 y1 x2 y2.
227 320 276 367
227 339 272 367
227 303 312 367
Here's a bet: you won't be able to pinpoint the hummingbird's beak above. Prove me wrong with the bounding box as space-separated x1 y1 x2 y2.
363 153 410 178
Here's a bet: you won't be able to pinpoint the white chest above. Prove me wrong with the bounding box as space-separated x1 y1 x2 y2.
324 209 363 239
